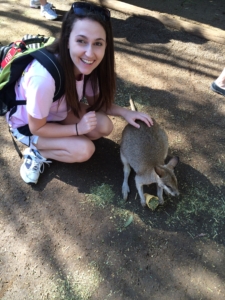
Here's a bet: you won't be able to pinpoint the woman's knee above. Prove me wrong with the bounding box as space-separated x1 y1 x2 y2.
71 138 95 162
97 112 113 136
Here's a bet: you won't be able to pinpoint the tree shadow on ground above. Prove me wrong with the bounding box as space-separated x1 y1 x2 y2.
112 15 206 45
1 1 225 298
2 135 224 299
121 0 225 31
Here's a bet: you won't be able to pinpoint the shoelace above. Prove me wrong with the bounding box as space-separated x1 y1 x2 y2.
32 156 52 174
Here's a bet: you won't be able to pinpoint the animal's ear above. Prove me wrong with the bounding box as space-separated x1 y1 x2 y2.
167 156 179 169
155 166 165 177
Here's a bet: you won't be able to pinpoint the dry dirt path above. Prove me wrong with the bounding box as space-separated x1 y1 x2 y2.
1 1 225 299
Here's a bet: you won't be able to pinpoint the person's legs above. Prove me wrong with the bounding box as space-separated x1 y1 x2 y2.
20 104 113 184
30 0 47 8
214 68 225 88
30 0 58 20
39 0 47 5
40 2 58 20
210 67 225 96
20 136 95 184
36 135 95 163
62 103 114 140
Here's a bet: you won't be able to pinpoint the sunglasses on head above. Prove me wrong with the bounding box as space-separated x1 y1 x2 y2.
71 1 110 21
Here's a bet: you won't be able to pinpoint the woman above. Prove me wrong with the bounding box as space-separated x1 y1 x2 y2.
7 1 153 184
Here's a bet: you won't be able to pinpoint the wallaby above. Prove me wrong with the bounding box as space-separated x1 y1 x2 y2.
120 98 179 207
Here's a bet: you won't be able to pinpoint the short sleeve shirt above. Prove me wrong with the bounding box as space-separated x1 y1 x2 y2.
6 59 97 129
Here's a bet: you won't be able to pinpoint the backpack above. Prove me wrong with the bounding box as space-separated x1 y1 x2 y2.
0 34 65 136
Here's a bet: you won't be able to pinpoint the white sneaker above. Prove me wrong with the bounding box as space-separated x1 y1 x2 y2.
41 3 58 20
20 148 51 184
30 0 41 8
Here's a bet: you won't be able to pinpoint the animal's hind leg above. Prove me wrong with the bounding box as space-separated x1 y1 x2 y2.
120 152 131 200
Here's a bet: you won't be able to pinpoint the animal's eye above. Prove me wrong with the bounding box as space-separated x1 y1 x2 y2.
166 185 171 190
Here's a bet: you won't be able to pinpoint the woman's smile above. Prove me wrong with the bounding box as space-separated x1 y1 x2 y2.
81 58 95 65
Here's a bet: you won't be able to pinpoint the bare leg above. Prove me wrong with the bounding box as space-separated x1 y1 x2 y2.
215 67 225 89
36 135 95 163
61 103 113 140
39 0 47 5
34 103 113 162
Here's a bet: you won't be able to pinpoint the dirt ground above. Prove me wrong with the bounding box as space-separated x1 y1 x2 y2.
1 0 225 299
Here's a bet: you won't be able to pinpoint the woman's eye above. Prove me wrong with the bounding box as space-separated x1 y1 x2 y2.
77 39 86 44
95 42 103 46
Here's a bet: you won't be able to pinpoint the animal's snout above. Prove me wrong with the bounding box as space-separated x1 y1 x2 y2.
164 185 179 197
172 190 179 197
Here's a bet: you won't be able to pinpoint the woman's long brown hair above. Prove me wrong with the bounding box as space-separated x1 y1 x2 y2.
46 7 116 118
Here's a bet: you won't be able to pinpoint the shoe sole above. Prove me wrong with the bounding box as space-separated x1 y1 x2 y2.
210 82 225 96
30 5 40 8
20 164 38 184
40 13 58 20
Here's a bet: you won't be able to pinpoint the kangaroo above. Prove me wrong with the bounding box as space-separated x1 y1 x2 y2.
120 98 179 207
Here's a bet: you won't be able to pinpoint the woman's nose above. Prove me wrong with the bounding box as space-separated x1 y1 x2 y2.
85 44 94 56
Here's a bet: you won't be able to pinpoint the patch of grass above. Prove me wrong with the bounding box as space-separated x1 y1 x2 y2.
85 183 115 208
50 262 102 300
85 183 135 231
165 185 225 240
112 208 135 232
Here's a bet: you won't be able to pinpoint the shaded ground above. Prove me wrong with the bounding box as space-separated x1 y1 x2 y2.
1 0 225 299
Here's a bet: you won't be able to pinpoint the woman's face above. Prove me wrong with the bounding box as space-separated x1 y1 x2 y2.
68 18 107 79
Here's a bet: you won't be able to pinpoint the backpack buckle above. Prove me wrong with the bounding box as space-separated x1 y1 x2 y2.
1 40 26 69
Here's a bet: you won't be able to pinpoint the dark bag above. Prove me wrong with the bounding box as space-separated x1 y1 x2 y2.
0 34 65 136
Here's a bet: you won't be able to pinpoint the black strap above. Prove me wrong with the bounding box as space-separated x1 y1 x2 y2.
8 100 26 118
9 127 23 159
30 48 65 100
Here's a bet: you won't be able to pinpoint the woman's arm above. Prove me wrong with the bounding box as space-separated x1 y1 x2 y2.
85 95 153 128
104 103 153 128
28 114 77 137
28 110 97 137
106 104 153 128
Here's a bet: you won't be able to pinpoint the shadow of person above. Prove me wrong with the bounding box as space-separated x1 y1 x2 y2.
35 137 124 195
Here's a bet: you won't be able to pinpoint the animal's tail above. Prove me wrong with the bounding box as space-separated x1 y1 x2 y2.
129 95 137 111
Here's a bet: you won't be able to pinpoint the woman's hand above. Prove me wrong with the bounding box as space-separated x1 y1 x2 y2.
77 111 97 135
123 109 153 128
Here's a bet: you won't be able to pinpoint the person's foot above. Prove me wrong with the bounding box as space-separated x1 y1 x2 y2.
20 148 51 184
41 3 58 20
210 81 225 97
30 0 41 8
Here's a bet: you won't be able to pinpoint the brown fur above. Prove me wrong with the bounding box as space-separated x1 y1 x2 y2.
120 107 179 207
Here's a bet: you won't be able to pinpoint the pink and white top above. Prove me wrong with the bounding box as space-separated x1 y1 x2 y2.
6 59 97 129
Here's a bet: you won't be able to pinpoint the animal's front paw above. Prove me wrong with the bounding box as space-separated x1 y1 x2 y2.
158 198 164 205
122 183 130 201
141 200 147 207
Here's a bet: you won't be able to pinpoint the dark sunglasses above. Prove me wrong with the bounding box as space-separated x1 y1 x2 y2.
71 2 110 21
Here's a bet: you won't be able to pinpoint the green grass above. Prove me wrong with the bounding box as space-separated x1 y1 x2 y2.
85 183 135 232
50 262 102 300
85 183 115 208
165 185 225 240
